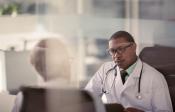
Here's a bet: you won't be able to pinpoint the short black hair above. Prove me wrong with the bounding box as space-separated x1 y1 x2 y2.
109 31 135 43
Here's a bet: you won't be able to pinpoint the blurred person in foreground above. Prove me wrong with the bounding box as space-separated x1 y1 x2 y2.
12 38 73 112
85 31 173 112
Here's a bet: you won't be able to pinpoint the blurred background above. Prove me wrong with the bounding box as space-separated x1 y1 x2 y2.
0 0 175 95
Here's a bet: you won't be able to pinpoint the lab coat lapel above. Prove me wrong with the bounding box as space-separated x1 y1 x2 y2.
119 59 142 95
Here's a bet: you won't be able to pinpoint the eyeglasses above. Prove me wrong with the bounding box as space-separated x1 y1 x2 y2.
107 43 133 56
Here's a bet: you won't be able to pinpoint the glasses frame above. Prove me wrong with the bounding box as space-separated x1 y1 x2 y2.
107 42 133 56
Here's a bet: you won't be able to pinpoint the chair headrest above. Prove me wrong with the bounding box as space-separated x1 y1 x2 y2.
139 46 175 75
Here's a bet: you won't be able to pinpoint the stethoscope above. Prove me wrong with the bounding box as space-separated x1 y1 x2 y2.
102 64 117 94
102 61 143 100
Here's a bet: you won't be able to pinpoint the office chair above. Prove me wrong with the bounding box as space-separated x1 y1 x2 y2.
20 87 106 112
139 45 175 111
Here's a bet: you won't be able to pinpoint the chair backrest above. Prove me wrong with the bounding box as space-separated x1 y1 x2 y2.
139 46 175 111
20 87 105 112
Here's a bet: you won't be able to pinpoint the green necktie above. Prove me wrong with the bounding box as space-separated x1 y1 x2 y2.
120 70 128 84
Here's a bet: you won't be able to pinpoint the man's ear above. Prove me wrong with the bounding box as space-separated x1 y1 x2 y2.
132 43 137 52
132 43 136 48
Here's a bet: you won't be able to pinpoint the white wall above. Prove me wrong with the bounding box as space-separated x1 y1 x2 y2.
0 92 16 112
0 50 6 92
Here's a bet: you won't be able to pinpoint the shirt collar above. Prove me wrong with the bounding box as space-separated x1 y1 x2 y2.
126 58 138 75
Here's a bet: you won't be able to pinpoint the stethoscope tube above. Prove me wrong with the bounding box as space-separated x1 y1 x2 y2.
102 64 117 94
102 61 144 99
138 62 143 93
106 64 117 76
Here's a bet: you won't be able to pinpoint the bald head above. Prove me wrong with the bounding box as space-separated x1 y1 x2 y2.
30 38 70 81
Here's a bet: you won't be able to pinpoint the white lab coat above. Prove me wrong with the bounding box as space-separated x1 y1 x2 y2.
85 58 173 112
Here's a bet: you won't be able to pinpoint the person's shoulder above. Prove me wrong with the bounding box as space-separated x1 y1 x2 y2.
143 62 158 72
103 61 114 65
142 62 165 78
142 62 169 88
97 61 115 73
102 61 115 68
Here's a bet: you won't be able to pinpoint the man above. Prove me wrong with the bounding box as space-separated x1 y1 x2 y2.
85 31 173 112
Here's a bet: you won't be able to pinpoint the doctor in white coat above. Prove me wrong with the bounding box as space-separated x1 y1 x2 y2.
85 31 173 112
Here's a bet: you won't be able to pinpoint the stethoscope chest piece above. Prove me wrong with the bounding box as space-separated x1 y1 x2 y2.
136 93 142 100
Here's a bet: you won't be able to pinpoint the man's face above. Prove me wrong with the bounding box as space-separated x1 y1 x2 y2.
108 37 137 70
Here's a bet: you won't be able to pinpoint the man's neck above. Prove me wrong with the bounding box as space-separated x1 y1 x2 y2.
124 56 138 71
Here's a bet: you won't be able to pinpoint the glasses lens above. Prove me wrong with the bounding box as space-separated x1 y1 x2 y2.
108 49 115 55
108 43 133 55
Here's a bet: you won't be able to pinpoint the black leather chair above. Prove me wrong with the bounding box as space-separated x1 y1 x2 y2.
139 46 175 111
20 87 106 112
105 103 124 112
